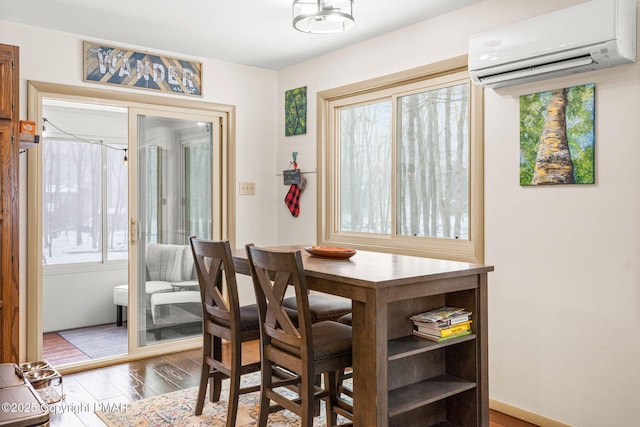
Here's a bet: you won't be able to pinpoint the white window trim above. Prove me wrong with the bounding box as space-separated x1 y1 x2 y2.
316 55 485 263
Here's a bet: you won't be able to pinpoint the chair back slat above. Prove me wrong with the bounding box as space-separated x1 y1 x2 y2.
190 237 241 328
205 304 231 321
245 245 313 361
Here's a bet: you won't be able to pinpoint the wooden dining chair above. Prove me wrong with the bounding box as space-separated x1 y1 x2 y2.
246 244 353 427
189 236 262 427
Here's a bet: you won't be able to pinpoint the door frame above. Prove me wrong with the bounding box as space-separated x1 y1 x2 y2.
26 81 236 371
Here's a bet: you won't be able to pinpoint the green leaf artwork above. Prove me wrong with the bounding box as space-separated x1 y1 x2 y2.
519 83 595 185
285 86 307 136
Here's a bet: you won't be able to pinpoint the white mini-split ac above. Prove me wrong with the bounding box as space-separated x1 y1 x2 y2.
468 0 637 88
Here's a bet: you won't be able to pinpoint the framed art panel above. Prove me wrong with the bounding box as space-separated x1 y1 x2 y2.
285 86 307 136
520 83 595 185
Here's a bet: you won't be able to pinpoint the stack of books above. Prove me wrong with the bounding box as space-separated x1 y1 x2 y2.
410 306 472 342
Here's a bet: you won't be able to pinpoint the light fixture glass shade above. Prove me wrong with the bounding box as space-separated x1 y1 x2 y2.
293 0 355 34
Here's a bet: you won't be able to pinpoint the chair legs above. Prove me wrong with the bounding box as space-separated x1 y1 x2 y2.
301 373 315 427
255 370 351 426
194 363 209 415
328 370 355 427
256 362 272 427
325 371 339 427
196 336 262 427
196 333 213 415
226 352 243 427
195 335 224 416
337 368 353 399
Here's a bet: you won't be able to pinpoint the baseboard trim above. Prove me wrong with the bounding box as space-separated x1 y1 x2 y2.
490 399 572 427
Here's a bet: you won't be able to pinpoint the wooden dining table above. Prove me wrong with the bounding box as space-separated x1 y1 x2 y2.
232 245 494 427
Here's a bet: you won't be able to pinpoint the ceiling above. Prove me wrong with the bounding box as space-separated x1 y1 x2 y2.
0 0 479 70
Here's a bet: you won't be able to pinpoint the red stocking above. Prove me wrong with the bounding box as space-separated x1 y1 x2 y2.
284 184 301 217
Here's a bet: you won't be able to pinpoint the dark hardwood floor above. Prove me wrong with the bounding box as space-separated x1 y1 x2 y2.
48 349 203 426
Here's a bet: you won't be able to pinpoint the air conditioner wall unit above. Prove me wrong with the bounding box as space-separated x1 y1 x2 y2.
468 0 636 88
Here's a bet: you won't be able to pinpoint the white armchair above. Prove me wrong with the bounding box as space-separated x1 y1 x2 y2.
112 243 199 327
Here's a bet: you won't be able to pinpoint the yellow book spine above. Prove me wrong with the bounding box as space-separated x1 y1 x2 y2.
416 321 472 337
440 322 470 337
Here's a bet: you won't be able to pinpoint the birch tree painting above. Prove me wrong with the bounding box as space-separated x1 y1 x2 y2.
520 83 595 185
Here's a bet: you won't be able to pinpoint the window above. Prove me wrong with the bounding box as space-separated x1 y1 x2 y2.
43 138 128 265
318 56 484 263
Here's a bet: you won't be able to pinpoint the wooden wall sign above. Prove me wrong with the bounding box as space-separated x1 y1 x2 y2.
83 41 202 96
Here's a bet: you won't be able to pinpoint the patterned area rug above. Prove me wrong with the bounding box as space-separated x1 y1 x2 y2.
96 373 348 426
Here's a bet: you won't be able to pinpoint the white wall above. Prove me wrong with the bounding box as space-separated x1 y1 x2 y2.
43 265 127 332
276 1 640 426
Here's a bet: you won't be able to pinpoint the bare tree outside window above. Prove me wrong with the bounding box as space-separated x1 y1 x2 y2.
185 141 212 239
319 58 484 263
340 101 392 233
337 83 469 240
397 83 469 239
43 138 128 265
106 145 129 260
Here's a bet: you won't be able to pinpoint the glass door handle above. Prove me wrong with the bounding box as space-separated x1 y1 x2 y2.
130 218 140 245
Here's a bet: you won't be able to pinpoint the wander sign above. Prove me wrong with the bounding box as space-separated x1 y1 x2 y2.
83 41 202 96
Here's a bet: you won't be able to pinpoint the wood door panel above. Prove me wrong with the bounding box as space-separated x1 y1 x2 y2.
0 48 13 120
0 43 19 363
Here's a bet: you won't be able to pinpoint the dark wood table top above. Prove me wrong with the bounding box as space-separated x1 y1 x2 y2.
232 245 493 289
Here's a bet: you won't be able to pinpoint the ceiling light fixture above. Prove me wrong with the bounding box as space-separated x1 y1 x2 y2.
293 0 355 34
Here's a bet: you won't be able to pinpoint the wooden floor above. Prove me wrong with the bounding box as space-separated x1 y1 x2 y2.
46 343 538 427
43 330 92 366
48 349 203 426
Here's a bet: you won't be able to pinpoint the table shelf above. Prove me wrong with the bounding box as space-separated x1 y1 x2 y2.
388 334 476 361
388 374 476 418
386 287 483 426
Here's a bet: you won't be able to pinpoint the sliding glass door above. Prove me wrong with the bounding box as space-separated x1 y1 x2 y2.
130 109 220 349
32 84 230 368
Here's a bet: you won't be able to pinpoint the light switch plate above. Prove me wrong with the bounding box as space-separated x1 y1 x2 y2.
239 182 255 195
